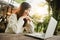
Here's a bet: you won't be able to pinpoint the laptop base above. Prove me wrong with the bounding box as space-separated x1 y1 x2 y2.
25 34 44 40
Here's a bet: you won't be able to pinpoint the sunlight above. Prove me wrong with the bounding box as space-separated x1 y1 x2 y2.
3 0 52 22
26 0 50 16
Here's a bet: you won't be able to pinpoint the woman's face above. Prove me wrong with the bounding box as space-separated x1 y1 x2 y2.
24 8 31 16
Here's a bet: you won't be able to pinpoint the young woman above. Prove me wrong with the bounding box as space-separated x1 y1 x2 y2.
5 2 34 34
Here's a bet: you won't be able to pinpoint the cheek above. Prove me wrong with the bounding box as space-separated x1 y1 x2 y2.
25 10 28 14
25 10 30 15
26 10 30 13
26 11 29 15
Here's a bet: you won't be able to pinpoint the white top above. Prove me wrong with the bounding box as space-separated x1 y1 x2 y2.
5 14 34 34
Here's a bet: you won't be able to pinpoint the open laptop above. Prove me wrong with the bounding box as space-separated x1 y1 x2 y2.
25 17 57 39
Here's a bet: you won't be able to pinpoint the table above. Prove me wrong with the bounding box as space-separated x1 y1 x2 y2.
0 33 60 40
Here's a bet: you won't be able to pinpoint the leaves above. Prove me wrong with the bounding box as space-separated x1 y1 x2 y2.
15 0 26 3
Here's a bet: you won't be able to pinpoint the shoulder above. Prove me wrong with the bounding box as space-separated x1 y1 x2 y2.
9 13 17 20
10 13 16 18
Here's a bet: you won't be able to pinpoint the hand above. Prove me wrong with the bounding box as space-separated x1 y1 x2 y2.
25 16 32 22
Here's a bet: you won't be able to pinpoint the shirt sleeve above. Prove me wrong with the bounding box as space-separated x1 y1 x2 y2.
29 21 35 33
7 14 24 34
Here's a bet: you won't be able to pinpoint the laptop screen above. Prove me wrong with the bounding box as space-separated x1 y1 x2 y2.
45 17 57 38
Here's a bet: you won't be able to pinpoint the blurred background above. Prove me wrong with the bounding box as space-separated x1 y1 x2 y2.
0 0 60 35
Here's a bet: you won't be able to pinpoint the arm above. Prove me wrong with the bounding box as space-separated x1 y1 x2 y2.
8 14 24 34
25 16 35 33
29 21 35 33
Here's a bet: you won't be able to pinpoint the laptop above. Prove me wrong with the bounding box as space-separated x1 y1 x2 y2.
25 17 57 39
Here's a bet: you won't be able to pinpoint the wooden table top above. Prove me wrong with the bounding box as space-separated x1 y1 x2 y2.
0 33 60 40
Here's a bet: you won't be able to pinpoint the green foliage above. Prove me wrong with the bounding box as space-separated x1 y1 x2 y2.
31 14 51 33
15 0 26 3
43 15 50 33
58 21 60 31
31 14 42 32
